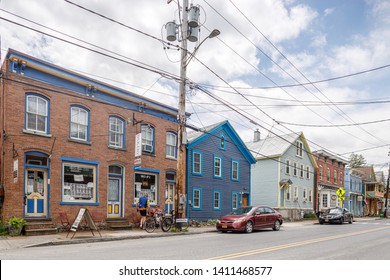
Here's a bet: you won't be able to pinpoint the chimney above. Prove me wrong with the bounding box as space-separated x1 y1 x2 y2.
253 129 260 142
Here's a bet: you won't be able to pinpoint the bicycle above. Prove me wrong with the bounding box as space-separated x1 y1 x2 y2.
161 210 189 232
144 209 164 233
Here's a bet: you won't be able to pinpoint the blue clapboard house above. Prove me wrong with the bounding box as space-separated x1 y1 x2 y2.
186 121 256 221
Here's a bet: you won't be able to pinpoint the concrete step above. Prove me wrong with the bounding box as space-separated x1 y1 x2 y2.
24 228 58 236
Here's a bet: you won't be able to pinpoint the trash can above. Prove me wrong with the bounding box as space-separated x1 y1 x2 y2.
380 211 384 218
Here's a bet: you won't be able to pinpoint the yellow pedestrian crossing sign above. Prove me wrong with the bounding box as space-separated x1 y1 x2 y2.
336 188 345 197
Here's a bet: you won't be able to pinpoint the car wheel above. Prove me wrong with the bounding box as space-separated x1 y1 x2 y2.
339 217 344 224
319 220 324 224
245 221 253 233
349 216 353 224
273 220 281 231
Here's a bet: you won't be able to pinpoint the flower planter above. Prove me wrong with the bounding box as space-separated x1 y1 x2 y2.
8 225 23 236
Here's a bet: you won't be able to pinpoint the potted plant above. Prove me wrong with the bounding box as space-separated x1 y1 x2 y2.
7 216 26 236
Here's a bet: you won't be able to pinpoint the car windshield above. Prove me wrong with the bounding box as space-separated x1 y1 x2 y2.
230 207 253 215
328 208 342 214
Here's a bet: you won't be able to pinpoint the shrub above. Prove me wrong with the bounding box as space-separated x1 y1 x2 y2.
303 212 317 219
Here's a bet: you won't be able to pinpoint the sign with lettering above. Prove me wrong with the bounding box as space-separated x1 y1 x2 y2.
67 208 101 239
135 133 142 157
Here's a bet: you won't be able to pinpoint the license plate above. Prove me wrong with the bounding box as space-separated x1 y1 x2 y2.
222 225 228 228
325 219 329 222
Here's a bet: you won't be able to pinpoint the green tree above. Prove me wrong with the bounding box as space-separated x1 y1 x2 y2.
349 153 367 167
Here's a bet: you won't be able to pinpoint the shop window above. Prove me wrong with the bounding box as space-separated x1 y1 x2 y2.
61 158 98 204
134 173 157 205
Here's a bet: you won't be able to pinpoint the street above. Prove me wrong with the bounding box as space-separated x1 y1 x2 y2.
1 219 390 260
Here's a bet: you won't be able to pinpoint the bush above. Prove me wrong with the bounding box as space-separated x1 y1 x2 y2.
8 216 27 228
0 221 7 236
303 212 317 219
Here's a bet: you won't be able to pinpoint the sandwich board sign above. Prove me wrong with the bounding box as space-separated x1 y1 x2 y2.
67 208 102 239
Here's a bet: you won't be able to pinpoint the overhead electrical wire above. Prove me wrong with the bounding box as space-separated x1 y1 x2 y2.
203 0 387 148
60 0 381 160
224 0 389 145
2 2 385 162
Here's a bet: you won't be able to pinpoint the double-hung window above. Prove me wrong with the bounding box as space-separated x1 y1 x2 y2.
26 94 49 134
109 116 125 148
214 156 222 178
193 188 201 209
232 160 239 181
296 141 303 157
166 132 177 159
286 159 290 174
213 191 221 210
192 151 202 175
141 124 154 153
70 106 89 141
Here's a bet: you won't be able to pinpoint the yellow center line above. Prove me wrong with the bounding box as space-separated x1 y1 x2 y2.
208 226 390 260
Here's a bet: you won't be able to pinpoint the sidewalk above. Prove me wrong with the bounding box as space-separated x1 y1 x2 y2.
0 225 217 251
0 218 378 251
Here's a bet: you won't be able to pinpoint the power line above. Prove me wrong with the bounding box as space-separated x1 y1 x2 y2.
231 0 390 146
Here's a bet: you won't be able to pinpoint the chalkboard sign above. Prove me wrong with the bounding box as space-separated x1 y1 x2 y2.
67 208 102 239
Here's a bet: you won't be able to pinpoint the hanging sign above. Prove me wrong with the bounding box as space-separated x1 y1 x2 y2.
135 133 142 157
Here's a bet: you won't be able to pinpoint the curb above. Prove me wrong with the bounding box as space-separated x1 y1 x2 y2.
26 229 217 248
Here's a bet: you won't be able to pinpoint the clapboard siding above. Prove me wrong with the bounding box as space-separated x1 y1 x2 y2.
186 121 255 221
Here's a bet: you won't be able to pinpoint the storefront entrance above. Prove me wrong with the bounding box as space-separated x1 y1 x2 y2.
107 165 123 218
25 168 48 218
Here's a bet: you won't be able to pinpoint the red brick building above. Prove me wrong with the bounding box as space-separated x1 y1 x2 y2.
0 49 182 229
312 150 348 212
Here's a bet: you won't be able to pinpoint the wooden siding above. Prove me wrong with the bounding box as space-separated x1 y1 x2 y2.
187 127 252 221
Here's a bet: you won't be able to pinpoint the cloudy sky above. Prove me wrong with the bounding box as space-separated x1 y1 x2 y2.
1 0 390 172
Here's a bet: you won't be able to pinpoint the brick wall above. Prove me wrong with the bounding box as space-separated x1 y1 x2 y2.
0 58 181 224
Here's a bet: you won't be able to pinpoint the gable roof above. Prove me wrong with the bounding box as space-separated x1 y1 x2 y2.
245 131 318 168
186 121 256 164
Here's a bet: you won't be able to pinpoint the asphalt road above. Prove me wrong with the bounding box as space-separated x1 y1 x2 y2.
1 219 390 260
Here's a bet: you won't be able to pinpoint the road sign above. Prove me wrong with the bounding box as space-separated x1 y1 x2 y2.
336 188 345 197
338 196 345 201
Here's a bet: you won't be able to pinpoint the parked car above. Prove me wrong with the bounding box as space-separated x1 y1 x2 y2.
216 206 283 233
318 207 353 224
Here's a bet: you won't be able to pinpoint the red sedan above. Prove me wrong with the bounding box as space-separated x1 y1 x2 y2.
216 206 283 233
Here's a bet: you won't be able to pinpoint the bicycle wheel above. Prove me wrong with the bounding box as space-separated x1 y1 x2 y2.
144 217 156 233
161 217 173 232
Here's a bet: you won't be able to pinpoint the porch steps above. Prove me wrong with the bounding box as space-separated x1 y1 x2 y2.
106 218 134 230
24 219 58 236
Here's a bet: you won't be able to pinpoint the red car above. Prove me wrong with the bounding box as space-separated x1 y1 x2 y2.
216 206 283 233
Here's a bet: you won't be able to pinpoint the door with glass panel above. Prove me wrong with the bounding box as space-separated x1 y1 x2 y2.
25 169 48 217
107 165 123 218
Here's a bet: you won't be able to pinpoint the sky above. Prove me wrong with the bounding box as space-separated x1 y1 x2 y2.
1 0 390 173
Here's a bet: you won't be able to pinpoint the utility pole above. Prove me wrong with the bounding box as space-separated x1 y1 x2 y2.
176 0 189 219
385 163 390 218
165 0 219 219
